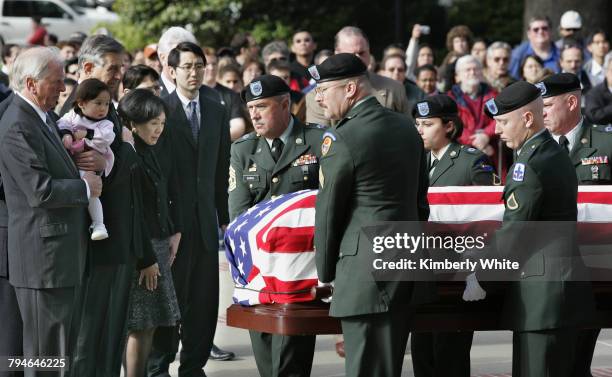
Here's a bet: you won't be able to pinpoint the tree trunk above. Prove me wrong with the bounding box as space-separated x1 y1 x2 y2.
523 0 610 42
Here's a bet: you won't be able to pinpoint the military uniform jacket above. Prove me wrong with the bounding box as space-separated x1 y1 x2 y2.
157 88 230 253
569 119 612 184
314 96 430 318
496 130 595 331
429 142 497 187
228 118 324 221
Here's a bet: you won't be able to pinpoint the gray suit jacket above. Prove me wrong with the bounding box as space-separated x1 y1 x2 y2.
0 95 89 288
305 72 411 126
0 92 12 279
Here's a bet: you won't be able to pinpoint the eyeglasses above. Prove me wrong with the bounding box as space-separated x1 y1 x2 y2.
531 26 549 33
176 64 206 73
314 81 347 96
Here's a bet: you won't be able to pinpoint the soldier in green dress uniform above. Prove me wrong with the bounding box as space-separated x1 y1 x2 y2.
484 81 595 377
311 53 430 377
411 94 497 377
228 75 324 377
539 72 612 377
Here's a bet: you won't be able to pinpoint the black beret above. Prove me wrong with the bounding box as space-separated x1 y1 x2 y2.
484 81 541 118
241 74 290 103
412 94 458 119
536 73 581 98
308 53 367 83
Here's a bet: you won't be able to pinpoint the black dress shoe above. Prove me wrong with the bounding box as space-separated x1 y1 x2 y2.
209 344 235 361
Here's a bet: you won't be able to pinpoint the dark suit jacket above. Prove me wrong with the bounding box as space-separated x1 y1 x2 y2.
0 92 12 279
0 95 89 288
157 88 230 253
585 79 612 125
60 87 153 266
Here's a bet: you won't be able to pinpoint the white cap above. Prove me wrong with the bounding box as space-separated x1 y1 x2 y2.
560 10 582 29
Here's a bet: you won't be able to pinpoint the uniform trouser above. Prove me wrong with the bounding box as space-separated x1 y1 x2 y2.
340 306 412 377
512 328 580 377
249 331 316 377
571 328 599 377
149 221 219 377
14 287 75 377
0 277 23 377
410 331 473 377
69 263 133 377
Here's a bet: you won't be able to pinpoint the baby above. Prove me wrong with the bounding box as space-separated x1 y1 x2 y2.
58 78 115 241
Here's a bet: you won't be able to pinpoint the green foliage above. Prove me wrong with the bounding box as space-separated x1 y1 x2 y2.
446 0 524 46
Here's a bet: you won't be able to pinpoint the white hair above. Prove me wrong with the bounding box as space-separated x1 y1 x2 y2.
455 54 482 73
158 27 197 56
10 47 63 91
486 41 511 59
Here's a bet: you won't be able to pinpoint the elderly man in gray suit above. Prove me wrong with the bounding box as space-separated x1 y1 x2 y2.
0 47 102 377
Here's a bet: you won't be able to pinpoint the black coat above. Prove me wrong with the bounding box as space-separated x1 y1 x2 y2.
585 79 612 125
157 88 230 252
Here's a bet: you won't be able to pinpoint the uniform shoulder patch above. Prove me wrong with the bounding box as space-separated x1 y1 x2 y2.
512 163 525 182
464 147 479 155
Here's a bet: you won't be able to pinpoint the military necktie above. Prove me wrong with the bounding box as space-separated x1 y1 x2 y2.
188 100 200 141
429 158 439 178
271 138 284 162
558 135 569 154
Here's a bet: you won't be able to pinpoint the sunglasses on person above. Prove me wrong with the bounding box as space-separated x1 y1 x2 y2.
531 26 549 33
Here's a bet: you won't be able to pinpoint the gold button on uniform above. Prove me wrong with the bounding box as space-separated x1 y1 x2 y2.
303 176 308 181
272 177 279 183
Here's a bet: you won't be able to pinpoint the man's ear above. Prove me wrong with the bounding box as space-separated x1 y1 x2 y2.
25 77 36 94
523 110 535 129
82 61 95 79
169 66 177 81
567 94 579 112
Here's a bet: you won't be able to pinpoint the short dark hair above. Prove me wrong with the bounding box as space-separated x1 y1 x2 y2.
230 32 251 51
72 78 111 116
442 115 464 141
560 42 583 60
519 54 544 80
217 63 242 80
587 29 609 45
168 42 206 68
122 64 160 91
2 44 18 64
527 15 551 30
266 59 290 74
118 88 168 128
415 64 437 78
381 53 406 71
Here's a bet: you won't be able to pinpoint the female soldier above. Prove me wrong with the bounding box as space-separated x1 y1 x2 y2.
411 94 497 377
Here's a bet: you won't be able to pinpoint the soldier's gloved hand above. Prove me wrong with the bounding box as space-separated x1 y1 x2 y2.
462 273 486 301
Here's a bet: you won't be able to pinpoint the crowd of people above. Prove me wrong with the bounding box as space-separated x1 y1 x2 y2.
0 8 611 377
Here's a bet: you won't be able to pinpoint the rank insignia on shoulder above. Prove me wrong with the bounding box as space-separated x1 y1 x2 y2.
228 166 236 192
506 192 519 210
319 168 325 188
466 147 477 153
581 156 609 165
512 163 525 182
293 154 318 166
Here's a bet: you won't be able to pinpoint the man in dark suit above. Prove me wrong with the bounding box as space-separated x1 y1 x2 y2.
540 73 612 377
0 90 23 377
59 35 153 377
312 54 430 377
0 47 101 376
149 42 230 377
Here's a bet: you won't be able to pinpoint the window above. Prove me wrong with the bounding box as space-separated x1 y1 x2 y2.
32 1 67 18
3 1 34 17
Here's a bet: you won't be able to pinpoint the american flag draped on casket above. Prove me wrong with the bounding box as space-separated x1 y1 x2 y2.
224 186 612 306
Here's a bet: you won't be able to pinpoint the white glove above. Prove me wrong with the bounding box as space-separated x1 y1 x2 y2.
462 273 486 301
317 281 333 303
